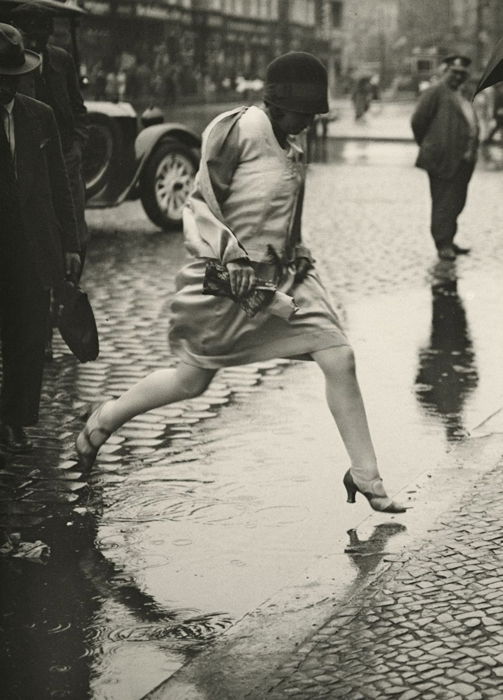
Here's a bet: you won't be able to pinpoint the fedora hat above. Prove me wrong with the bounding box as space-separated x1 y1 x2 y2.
0 22 40 75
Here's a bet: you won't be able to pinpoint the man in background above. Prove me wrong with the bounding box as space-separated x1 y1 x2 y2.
12 2 89 359
12 3 88 256
0 23 80 452
411 55 479 261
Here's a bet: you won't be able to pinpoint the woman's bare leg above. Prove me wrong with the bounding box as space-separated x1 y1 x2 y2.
99 362 217 433
312 345 379 482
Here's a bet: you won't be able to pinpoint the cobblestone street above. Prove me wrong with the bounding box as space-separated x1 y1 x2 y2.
266 463 503 699
2 144 503 699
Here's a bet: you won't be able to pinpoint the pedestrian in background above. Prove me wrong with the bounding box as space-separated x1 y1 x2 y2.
0 24 80 452
76 51 405 515
12 2 89 361
411 55 479 261
12 3 88 258
351 75 371 121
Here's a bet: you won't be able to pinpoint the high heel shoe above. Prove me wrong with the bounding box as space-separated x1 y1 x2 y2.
75 402 112 472
343 470 406 514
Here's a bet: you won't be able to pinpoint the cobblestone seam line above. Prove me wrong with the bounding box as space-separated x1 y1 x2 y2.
264 463 503 699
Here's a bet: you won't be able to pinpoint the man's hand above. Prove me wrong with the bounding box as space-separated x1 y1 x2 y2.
65 252 82 283
226 260 256 298
294 257 312 283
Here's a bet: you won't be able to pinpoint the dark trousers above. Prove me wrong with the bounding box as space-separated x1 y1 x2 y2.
428 161 475 249
1 238 50 427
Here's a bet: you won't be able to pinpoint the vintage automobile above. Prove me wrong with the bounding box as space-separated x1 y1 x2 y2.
0 0 201 230
83 99 200 230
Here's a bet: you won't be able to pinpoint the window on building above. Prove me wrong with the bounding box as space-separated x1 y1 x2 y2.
291 0 315 25
331 0 343 28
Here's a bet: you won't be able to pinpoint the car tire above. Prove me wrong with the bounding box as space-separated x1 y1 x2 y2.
83 112 123 199
139 139 199 230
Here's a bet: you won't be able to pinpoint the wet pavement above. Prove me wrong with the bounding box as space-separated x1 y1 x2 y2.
2 140 503 699
260 459 503 700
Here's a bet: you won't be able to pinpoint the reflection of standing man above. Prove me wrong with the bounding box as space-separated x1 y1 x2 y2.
0 24 80 452
12 3 89 258
415 265 478 442
411 55 479 261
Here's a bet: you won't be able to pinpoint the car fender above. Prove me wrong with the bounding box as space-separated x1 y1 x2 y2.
120 124 200 200
85 100 138 119
134 123 201 164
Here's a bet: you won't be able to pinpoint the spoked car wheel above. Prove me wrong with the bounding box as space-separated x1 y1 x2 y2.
139 140 199 230
83 113 122 199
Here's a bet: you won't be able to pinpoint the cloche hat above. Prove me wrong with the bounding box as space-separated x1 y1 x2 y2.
264 51 329 114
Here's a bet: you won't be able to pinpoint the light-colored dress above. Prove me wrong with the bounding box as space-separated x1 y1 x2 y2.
168 105 348 369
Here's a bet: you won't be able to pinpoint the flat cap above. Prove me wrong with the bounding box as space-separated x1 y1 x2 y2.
443 54 472 71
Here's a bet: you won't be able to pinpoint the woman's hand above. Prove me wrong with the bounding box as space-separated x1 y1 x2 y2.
226 260 256 298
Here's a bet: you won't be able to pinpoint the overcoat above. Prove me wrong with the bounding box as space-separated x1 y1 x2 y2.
12 93 80 288
19 45 89 245
411 82 479 180
19 45 88 151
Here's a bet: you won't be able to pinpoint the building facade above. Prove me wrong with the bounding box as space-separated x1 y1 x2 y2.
340 0 400 88
396 0 502 78
66 0 346 104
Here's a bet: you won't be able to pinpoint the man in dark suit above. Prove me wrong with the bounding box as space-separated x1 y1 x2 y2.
12 2 89 254
11 2 89 360
0 23 81 452
411 55 479 261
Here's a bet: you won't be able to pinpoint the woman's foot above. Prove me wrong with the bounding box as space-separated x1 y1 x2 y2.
343 469 406 513
76 401 113 472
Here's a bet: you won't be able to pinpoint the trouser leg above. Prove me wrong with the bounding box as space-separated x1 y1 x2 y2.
428 163 474 249
1 278 50 427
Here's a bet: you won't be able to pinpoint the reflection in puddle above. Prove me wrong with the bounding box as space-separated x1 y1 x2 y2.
0 508 233 700
345 523 407 577
415 262 478 441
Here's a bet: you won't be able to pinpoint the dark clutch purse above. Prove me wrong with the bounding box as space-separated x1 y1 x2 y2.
202 261 299 320
57 280 99 362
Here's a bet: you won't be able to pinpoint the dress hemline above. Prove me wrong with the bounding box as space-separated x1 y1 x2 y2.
170 329 350 370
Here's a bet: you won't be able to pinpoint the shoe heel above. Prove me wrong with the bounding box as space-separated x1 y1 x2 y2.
343 470 357 504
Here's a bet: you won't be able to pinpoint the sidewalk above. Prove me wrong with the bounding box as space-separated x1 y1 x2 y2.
326 100 415 142
143 419 503 699
266 463 503 698
161 98 416 143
